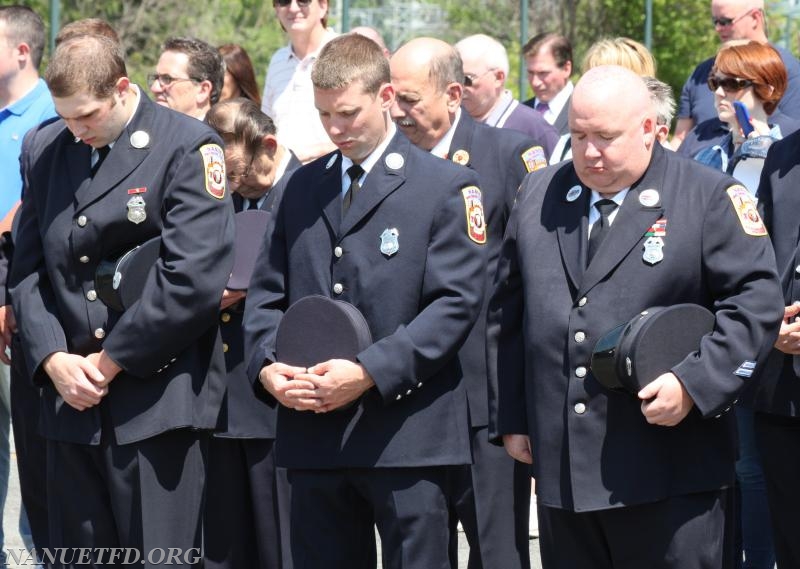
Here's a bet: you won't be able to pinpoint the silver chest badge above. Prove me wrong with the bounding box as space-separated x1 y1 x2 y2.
126 195 147 224
379 228 399 257
642 236 664 265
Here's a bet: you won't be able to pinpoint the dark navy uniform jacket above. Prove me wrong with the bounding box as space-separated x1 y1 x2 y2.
487 144 783 512
9 90 235 446
217 153 301 439
447 113 542 427
244 130 486 469
755 129 800 417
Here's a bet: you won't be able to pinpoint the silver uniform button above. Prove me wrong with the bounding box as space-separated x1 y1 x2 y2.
94 328 105 339
574 402 587 414
333 283 344 295
575 366 587 378
334 246 343 258
574 331 586 343
578 297 587 307
79 255 90 264
796 265 800 275
77 215 88 227
86 290 97 301
395 394 402 401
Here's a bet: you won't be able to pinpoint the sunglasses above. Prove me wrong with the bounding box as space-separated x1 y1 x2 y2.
463 68 495 87
147 73 199 87
274 0 312 6
707 75 754 92
711 8 757 27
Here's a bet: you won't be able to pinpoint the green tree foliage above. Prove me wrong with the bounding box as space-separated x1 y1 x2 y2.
21 0 799 129
24 0 285 94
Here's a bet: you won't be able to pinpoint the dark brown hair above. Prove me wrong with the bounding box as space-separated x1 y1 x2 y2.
219 44 262 106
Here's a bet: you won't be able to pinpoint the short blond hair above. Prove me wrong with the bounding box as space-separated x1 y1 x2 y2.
581 37 656 77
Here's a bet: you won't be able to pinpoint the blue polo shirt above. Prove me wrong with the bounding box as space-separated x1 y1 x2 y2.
0 78 56 217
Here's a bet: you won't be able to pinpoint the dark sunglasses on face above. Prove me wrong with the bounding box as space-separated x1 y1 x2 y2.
711 8 757 27
274 0 312 6
707 75 753 93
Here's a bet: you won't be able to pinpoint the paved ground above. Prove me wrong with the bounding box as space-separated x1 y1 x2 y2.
1 437 542 568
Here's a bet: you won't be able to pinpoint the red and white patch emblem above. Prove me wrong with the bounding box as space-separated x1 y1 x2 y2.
461 186 486 244
726 185 766 236
200 144 226 199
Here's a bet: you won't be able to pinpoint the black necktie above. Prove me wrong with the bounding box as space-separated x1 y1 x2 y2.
342 164 364 215
587 199 618 264
247 199 260 211
91 145 110 177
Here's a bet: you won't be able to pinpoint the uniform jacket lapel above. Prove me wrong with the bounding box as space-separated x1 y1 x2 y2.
316 152 343 237
74 89 155 212
63 132 92 202
339 132 407 237
578 145 668 297
553 168 590 291
448 113 476 165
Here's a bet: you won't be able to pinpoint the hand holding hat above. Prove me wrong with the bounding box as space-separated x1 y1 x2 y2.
638 372 695 427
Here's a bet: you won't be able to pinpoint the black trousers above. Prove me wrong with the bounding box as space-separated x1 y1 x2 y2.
448 425 531 569
204 437 291 569
9 334 48 551
288 466 457 569
754 412 800 569
538 489 734 569
47 427 207 569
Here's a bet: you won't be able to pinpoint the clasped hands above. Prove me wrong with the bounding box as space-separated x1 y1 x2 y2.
259 359 375 414
43 350 122 412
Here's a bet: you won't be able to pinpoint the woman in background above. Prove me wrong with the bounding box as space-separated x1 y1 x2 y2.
219 43 261 106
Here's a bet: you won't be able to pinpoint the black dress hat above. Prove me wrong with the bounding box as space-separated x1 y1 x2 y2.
276 295 372 368
276 295 373 411
95 236 161 312
227 210 271 291
591 304 715 395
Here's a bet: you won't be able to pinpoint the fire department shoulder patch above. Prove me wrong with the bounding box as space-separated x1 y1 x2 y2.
461 186 487 244
200 144 226 199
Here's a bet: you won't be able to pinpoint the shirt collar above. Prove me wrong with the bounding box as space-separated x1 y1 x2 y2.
286 28 337 62
3 78 49 116
589 187 629 209
340 121 397 189
484 90 515 127
543 80 573 118
430 107 462 159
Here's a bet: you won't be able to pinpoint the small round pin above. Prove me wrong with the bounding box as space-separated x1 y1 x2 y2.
130 131 150 149
384 152 404 170
566 185 582 202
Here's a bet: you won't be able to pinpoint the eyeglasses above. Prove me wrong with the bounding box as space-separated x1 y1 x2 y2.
147 73 199 87
711 8 758 27
274 0 312 7
463 68 495 87
707 75 754 93
227 151 256 185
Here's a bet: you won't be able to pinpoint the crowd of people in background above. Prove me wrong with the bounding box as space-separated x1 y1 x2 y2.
1 0 800 568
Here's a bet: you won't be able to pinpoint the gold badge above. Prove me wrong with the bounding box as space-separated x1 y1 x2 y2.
726 185 766 236
452 149 470 165
200 144 226 199
521 146 547 173
461 186 486 244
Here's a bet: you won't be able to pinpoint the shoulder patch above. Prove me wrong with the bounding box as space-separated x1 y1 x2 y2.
726 184 767 236
461 186 486 244
521 145 548 173
200 144 226 199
